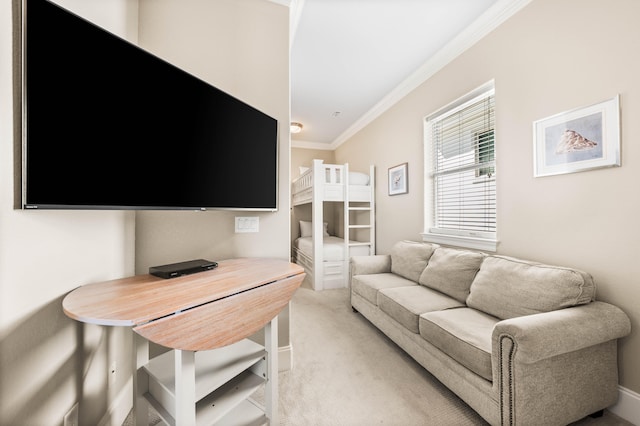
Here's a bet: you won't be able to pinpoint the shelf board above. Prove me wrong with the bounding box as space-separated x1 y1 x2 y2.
144 339 265 405
144 392 176 426
215 399 266 426
196 371 265 425
144 373 265 426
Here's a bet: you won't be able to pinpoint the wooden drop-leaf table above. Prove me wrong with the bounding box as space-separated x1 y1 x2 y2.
63 257 305 425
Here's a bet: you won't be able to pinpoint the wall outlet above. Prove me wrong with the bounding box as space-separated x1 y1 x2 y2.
235 216 259 233
63 403 79 426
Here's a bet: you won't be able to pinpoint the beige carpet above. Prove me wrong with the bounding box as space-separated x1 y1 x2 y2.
125 279 632 425
276 283 485 425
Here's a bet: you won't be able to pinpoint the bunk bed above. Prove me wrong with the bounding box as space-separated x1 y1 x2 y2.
292 159 375 290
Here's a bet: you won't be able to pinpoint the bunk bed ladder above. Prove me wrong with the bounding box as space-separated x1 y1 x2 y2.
344 164 376 288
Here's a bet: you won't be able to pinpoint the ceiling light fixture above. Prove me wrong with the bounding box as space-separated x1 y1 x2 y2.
290 122 303 134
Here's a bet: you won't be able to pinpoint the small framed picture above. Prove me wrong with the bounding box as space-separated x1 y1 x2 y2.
533 95 620 177
388 163 408 195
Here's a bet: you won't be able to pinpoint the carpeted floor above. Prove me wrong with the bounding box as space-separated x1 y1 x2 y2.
125 279 632 425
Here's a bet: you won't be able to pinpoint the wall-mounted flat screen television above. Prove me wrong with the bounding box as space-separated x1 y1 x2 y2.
22 0 278 211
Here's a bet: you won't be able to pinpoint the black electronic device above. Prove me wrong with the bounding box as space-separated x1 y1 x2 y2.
149 259 218 279
22 0 278 211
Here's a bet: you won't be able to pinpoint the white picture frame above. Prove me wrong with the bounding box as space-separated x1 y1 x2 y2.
388 163 408 195
533 95 620 177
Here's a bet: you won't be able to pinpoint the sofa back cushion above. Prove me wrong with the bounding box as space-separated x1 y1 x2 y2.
466 255 596 319
418 247 485 303
390 240 438 282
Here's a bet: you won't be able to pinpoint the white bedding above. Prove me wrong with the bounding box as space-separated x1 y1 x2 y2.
348 171 370 186
295 236 370 261
297 167 370 186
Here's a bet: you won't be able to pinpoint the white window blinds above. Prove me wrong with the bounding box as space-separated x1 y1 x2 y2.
426 86 496 240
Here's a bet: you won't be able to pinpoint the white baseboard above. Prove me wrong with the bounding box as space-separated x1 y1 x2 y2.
279 344 293 371
609 385 640 425
98 376 133 426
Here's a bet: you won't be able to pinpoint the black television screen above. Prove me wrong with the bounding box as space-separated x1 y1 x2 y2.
22 0 278 211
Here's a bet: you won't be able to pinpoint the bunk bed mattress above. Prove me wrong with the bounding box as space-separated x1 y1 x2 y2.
291 167 372 206
294 236 370 261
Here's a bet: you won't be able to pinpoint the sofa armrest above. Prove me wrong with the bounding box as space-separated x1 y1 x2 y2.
492 301 630 425
492 301 630 364
350 255 391 277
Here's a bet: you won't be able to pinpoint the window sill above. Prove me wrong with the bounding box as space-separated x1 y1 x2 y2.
421 232 497 252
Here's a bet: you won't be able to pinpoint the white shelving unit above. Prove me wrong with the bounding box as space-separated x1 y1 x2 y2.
134 318 278 426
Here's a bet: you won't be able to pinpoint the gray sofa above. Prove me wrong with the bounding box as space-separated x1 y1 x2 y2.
350 240 631 426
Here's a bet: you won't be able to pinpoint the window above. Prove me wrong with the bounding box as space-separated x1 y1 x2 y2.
475 129 495 178
423 82 496 251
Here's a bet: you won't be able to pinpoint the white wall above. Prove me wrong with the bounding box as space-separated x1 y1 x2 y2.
335 0 640 404
0 1 137 425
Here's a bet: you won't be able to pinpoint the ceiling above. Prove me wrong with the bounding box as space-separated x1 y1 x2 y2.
289 0 528 150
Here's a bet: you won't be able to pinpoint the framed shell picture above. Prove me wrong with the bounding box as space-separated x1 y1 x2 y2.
533 95 620 177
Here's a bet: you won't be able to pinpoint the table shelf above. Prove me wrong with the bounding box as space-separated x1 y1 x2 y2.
144 369 266 426
141 339 268 425
215 399 266 426
195 371 265 426
144 339 266 404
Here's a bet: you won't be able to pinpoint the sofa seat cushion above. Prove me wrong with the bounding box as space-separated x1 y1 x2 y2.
466 255 596 320
390 240 439 282
419 308 498 381
378 286 464 333
418 247 485 303
352 273 417 305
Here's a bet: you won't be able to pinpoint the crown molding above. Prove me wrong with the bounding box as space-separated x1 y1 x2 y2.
291 139 335 151
327 0 533 150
